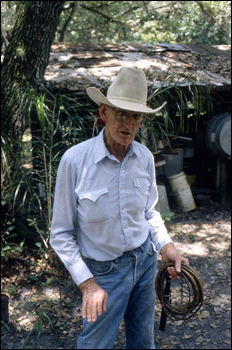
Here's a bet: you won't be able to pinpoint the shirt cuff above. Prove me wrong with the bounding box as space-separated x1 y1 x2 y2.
153 233 173 254
147 211 173 254
68 259 93 286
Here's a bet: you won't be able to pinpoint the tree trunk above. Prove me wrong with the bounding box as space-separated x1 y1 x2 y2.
1 294 9 323
1 1 65 149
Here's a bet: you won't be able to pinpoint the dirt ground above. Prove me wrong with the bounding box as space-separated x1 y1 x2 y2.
1 201 231 349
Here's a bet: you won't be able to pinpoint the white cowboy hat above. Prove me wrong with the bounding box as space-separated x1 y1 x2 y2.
86 66 167 114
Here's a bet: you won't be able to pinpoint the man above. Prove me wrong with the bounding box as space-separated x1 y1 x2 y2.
50 67 189 349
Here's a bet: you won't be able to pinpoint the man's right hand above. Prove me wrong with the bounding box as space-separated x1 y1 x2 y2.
79 277 108 323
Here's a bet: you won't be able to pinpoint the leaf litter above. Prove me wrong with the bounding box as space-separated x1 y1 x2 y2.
1 202 231 349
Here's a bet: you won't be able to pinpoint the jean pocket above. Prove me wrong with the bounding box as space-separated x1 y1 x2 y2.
85 259 114 276
146 241 158 256
133 178 150 209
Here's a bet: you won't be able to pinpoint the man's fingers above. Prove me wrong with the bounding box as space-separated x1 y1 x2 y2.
167 266 180 279
82 290 108 322
167 257 190 280
83 300 97 323
82 299 87 319
91 301 97 322
175 258 189 275
102 293 108 313
175 262 181 274
96 298 103 317
87 302 92 322
96 293 108 317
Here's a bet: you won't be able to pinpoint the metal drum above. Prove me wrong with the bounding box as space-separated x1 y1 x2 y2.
206 112 231 158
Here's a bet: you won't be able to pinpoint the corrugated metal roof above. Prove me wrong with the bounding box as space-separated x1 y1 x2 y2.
45 43 231 92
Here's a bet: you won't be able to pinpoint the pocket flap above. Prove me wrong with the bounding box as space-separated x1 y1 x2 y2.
79 187 108 202
134 178 150 191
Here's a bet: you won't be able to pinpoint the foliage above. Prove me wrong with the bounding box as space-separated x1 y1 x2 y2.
160 211 175 221
1 136 26 257
22 311 54 347
139 1 231 44
1 86 96 258
144 68 213 139
1 1 231 45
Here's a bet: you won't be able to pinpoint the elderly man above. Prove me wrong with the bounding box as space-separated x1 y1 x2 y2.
50 67 189 349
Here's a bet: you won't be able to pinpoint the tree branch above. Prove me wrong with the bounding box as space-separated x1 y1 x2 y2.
59 1 79 42
115 5 142 18
142 1 149 16
79 3 130 27
193 1 217 23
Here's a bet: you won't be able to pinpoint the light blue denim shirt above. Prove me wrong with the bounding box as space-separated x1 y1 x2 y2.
50 128 172 286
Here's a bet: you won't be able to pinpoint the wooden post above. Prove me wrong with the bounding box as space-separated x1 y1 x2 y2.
216 157 228 205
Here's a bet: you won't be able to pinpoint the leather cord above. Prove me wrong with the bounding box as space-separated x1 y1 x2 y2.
155 262 204 325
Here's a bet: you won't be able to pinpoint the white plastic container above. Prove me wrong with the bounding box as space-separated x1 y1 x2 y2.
168 172 196 212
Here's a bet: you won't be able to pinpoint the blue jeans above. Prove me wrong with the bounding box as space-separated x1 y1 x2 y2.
77 234 157 349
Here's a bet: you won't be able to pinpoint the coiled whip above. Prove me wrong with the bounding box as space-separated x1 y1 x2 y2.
155 262 204 331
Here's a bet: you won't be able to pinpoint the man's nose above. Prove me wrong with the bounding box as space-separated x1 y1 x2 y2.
123 116 135 126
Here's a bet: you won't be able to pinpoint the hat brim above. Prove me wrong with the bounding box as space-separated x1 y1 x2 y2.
86 87 167 114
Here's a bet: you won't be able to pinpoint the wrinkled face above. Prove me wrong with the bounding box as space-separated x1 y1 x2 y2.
100 104 145 148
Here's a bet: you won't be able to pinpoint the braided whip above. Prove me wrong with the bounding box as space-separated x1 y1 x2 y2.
155 262 204 331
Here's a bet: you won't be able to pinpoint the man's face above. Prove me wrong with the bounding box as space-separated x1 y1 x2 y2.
100 104 145 148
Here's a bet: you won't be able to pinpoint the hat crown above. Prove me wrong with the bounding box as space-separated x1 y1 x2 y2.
107 67 147 106
86 66 167 114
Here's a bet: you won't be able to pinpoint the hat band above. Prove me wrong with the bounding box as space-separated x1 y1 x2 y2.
108 96 146 106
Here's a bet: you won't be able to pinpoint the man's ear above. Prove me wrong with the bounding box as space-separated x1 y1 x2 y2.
99 104 108 122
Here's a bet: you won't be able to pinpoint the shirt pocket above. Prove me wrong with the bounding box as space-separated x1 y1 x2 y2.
77 187 110 223
133 178 150 209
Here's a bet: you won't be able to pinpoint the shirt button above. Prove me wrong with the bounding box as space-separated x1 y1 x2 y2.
92 195 96 199
124 226 127 229
122 206 125 210
120 187 123 190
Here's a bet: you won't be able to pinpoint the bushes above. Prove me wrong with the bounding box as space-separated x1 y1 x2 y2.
1 88 96 259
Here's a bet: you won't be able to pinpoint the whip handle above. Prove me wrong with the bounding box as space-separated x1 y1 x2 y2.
159 276 171 332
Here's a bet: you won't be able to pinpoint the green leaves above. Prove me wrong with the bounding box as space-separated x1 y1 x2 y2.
2 1 230 46
1 83 96 260
34 93 46 140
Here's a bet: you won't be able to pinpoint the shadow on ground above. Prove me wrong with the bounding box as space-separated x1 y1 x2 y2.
1 202 231 349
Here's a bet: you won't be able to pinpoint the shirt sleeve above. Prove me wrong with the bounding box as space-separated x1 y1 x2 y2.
50 155 93 286
145 154 173 253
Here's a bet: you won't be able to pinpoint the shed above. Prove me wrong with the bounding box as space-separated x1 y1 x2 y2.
44 42 231 206
45 42 231 92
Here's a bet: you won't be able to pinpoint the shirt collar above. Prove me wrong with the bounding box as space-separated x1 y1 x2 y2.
94 128 139 164
94 129 109 163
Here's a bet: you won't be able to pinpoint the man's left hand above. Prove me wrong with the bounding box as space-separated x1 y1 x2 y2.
160 243 189 279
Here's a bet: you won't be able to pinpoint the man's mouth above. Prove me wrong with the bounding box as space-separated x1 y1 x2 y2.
120 131 131 136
